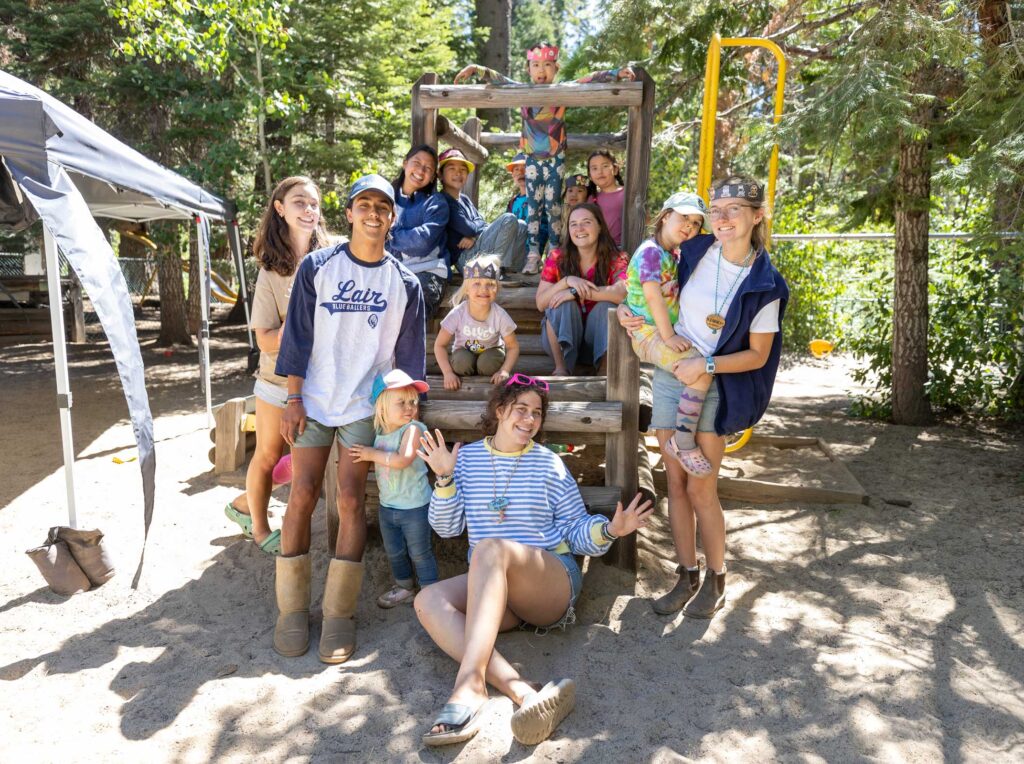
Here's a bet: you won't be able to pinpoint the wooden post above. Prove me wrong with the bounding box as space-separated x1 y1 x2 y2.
213 397 247 474
411 73 438 149
461 117 483 207
66 273 86 343
622 68 656 254
604 309 640 571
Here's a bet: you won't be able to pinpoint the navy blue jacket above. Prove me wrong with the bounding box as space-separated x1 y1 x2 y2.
679 234 789 436
387 190 449 266
444 192 486 266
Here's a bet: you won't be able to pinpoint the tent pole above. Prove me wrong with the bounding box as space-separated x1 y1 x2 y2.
43 228 78 528
229 221 253 347
195 216 214 427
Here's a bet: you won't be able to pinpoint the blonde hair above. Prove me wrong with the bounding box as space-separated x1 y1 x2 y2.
711 174 771 252
450 253 502 306
373 386 419 433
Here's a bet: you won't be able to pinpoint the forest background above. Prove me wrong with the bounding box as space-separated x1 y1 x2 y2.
1 0 1021 426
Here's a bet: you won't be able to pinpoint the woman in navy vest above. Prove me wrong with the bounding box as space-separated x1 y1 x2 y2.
618 174 789 620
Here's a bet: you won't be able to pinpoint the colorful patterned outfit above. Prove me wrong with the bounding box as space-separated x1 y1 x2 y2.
463 65 626 258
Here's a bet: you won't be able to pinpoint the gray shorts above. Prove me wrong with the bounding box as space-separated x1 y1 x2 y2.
293 415 375 448
253 378 287 408
649 367 720 433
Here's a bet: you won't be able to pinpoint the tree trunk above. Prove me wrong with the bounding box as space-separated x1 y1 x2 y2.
891 101 933 425
476 0 511 130
186 224 201 335
156 239 191 347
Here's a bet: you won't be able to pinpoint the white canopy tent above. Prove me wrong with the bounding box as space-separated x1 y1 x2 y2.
0 70 251 581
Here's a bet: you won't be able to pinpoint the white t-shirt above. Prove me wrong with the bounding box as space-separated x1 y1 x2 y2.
674 243 780 357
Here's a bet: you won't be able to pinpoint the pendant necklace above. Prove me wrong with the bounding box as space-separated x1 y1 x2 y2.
488 437 525 523
706 244 755 333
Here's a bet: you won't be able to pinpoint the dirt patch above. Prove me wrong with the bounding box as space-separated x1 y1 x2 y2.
1 313 1022 762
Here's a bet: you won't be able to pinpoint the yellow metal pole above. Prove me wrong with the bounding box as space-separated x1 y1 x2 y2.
697 36 788 233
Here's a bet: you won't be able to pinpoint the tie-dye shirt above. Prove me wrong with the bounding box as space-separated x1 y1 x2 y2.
625 238 681 326
466 66 624 158
540 247 629 318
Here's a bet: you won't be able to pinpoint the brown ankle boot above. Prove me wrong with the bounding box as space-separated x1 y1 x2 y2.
651 566 701 615
274 554 311 656
682 567 726 619
319 559 363 664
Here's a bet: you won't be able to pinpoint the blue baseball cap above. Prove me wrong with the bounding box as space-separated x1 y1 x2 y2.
370 369 430 406
346 174 395 208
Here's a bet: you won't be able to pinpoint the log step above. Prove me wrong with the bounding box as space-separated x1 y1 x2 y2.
441 285 538 311
427 354 551 376
425 375 607 401
428 332 545 355
420 399 621 433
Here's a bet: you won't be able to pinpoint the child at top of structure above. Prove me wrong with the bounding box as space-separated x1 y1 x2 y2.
586 151 626 248
454 43 635 275
349 370 438 609
434 254 520 391
625 191 719 478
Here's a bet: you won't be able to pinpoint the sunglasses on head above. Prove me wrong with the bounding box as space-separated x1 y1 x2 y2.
505 373 550 392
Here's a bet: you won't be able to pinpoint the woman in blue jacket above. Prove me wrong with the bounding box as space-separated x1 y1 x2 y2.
387 144 450 317
619 174 789 621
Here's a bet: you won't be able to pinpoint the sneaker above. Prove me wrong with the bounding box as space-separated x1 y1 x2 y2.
522 253 541 275
376 585 417 609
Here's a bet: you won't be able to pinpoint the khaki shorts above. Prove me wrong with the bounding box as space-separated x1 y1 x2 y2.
294 415 375 448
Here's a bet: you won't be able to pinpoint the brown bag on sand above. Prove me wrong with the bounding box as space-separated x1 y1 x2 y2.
50 527 116 586
26 540 91 595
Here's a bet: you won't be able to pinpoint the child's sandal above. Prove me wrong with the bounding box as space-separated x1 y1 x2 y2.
665 439 714 477
376 585 417 609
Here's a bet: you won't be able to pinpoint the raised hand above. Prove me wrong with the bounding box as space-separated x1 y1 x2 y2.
606 493 654 537
417 428 460 476
454 65 477 84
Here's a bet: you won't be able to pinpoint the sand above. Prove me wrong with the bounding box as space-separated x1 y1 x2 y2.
1 315 1022 763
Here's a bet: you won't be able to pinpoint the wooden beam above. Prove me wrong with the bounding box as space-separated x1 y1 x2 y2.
443 429 607 446
411 73 438 149
421 400 621 432
480 132 627 153
425 375 607 401
436 114 489 165
603 307 639 571
622 68 655 255
213 397 247 474
419 82 644 109
461 117 483 206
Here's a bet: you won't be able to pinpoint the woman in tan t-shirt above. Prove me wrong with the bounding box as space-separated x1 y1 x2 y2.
224 176 330 554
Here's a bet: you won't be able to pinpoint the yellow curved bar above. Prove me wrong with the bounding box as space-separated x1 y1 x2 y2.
724 427 753 454
697 36 788 236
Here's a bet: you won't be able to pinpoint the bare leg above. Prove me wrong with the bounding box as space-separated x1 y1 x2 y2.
687 433 727 570
545 319 569 376
417 539 572 732
281 445 331 556
334 443 371 561
244 398 286 543
656 429 698 568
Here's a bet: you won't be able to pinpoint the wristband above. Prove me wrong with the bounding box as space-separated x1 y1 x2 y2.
286 394 303 404
600 521 618 543
435 473 454 485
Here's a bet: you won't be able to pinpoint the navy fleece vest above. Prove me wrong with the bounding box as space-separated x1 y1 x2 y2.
678 234 790 436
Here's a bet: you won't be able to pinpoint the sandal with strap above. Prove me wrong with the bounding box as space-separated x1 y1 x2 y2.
224 503 253 538
665 439 713 477
376 585 417 609
422 701 489 746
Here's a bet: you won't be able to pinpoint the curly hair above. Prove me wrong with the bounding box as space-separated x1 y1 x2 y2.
479 381 550 438
252 176 329 277
558 202 620 286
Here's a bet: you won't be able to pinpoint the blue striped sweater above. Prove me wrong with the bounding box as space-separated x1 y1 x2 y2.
429 440 611 557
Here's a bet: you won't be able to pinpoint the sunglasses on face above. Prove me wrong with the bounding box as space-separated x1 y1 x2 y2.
505 373 550 392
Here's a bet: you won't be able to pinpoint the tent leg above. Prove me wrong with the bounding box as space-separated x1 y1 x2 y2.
229 221 253 348
195 217 214 428
43 228 78 529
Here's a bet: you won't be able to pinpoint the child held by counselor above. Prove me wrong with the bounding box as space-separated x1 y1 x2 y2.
624 191 716 476
434 254 520 390
349 370 438 608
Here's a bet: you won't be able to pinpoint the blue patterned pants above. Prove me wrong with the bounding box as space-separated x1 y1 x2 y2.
525 154 564 257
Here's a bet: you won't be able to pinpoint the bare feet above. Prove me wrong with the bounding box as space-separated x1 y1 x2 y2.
550 366 570 377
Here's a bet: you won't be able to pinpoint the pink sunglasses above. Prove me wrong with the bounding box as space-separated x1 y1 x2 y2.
505 373 550 392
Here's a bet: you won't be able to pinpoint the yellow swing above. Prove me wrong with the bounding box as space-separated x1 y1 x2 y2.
696 34 787 453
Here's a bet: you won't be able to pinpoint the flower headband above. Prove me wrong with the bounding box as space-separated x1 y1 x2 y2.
711 180 764 204
527 45 559 62
463 261 499 280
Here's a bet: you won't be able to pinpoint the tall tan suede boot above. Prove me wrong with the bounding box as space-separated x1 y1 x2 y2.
274 553 311 657
319 558 363 664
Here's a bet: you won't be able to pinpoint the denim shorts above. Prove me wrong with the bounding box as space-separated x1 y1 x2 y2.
649 367 720 433
253 378 287 408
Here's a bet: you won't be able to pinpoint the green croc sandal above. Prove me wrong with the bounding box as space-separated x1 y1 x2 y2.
257 529 282 556
224 503 253 538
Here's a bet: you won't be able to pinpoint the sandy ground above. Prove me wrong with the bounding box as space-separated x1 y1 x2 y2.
1 313 1023 763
